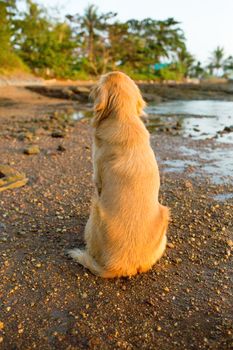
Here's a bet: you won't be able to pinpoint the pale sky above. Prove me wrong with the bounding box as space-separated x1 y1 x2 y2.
26 0 233 64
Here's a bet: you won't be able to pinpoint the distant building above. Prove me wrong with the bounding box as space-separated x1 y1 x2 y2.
154 63 170 71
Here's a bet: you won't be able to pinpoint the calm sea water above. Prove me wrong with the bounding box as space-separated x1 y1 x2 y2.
146 100 233 143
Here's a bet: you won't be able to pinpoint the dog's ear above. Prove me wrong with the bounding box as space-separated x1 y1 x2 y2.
90 84 109 127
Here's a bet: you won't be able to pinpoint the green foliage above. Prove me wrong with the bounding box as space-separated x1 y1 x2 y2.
156 64 184 81
67 4 117 75
208 46 225 77
0 0 28 72
0 0 16 48
0 50 28 74
207 47 233 78
224 56 233 72
14 0 76 77
1 1 231 80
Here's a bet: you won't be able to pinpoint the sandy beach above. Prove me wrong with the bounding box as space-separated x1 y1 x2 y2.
0 84 232 349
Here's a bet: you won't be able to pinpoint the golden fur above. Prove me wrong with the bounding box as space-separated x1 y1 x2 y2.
68 71 169 278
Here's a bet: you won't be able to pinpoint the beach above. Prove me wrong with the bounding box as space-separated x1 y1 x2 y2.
0 83 232 349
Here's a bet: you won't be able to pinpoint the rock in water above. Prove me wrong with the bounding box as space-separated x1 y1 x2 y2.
0 165 28 192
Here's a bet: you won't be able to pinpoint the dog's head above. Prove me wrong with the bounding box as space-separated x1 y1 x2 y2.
90 71 146 126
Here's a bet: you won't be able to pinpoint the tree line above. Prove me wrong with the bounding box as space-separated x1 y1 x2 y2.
0 0 232 80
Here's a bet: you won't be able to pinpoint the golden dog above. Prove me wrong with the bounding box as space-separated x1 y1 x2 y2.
68 71 169 278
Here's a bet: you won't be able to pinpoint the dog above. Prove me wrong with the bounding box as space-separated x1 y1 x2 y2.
68 71 169 278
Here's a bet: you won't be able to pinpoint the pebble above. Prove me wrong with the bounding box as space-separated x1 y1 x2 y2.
24 145 40 155
51 130 65 138
57 145 66 152
167 242 175 249
0 235 8 242
81 292 88 299
0 321 4 330
17 231 27 236
18 131 34 141
184 180 193 190
0 222 6 232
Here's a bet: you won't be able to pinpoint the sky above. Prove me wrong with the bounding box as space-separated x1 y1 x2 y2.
31 0 233 64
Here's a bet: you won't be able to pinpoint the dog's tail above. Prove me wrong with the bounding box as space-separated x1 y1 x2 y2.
68 248 124 278
68 248 104 276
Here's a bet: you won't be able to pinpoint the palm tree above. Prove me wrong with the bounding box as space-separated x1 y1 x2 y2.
176 47 195 77
208 46 225 77
67 4 116 74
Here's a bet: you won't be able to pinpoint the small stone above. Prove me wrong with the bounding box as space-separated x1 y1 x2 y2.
24 145 40 155
0 337 3 343
164 287 170 292
184 180 193 190
167 242 175 249
51 130 65 138
156 325 162 331
57 145 66 152
0 222 6 232
17 231 27 236
0 322 4 330
81 292 88 299
227 240 233 247
0 235 8 242
18 132 34 141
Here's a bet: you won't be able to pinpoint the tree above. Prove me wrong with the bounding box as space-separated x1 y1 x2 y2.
0 0 26 71
176 47 195 77
107 17 188 78
0 0 16 47
208 46 225 76
67 4 117 75
15 0 75 77
1 1 223 81
189 61 206 79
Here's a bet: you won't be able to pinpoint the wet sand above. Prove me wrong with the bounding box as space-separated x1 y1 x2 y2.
0 86 232 350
